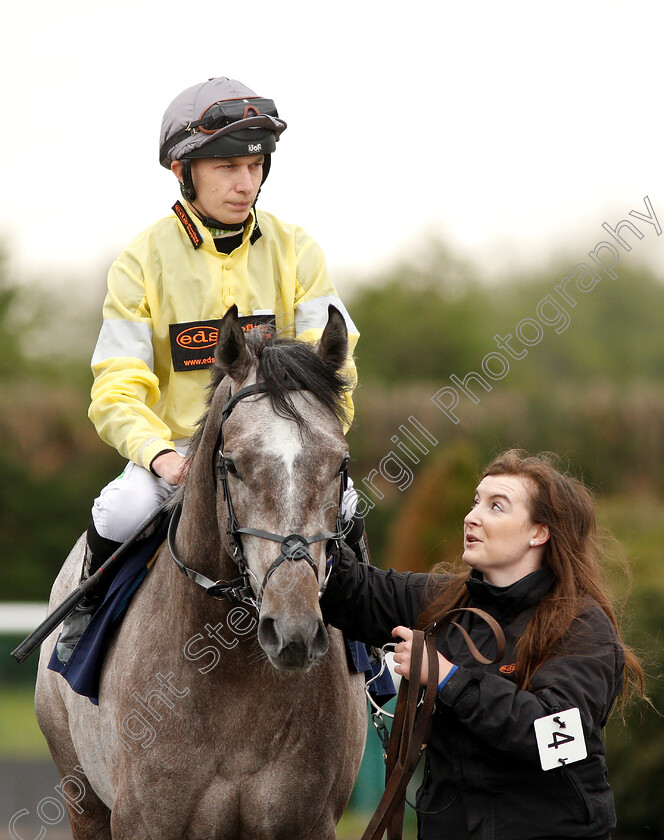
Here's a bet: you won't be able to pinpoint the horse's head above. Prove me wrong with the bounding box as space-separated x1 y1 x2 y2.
201 305 351 671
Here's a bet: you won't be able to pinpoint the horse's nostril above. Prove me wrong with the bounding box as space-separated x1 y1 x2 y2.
258 615 329 670
310 618 329 660
257 617 280 655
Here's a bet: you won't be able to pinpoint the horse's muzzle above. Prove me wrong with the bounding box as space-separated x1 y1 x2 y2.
258 614 329 671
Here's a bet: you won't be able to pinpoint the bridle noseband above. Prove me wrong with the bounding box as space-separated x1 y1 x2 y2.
168 380 347 612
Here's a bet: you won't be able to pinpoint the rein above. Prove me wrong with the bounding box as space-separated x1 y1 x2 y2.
168 380 347 612
362 609 506 840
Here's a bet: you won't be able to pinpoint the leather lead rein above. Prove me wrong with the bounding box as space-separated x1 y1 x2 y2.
361 608 506 840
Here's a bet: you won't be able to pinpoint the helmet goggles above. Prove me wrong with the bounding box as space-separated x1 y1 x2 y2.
197 97 281 133
160 97 286 167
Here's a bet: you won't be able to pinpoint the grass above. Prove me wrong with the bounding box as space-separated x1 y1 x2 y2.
0 684 50 758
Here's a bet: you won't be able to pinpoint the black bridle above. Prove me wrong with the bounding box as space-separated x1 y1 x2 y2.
168 381 348 612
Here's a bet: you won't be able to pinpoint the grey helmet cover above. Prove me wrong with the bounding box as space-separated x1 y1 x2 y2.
159 76 287 169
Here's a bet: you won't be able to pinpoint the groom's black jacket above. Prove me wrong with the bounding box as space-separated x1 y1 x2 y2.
321 551 624 840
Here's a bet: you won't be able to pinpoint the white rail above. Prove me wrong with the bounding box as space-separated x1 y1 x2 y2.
0 603 49 633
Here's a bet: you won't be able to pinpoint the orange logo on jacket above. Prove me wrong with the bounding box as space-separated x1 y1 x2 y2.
240 321 274 335
176 326 219 349
499 663 516 673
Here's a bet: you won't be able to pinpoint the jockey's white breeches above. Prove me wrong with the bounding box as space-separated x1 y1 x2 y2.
91 441 189 542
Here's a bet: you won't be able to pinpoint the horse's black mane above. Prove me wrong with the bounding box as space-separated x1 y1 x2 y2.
185 330 350 466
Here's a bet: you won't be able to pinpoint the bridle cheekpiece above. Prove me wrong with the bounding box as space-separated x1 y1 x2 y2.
168 380 347 612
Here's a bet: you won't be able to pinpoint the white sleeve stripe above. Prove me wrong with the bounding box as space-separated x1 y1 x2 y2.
91 320 154 370
139 436 165 463
295 294 358 336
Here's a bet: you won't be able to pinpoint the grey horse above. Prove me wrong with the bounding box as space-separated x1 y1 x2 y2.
35 306 367 839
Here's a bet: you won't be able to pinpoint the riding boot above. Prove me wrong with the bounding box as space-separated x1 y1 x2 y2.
55 522 121 664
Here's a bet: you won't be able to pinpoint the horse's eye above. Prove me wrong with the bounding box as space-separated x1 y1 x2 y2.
339 455 350 474
223 456 239 477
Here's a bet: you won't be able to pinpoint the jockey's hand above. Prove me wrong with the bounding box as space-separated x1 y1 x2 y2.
152 451 187 486
392 626 454 687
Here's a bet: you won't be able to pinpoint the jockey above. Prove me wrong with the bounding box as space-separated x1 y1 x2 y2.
56 76 362 662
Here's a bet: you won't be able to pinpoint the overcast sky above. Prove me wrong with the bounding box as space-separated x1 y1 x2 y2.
3 0 663 290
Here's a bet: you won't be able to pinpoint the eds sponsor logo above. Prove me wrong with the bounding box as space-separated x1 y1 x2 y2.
175 325 219 349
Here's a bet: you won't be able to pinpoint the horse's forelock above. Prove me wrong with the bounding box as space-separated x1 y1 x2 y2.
255 337 349 429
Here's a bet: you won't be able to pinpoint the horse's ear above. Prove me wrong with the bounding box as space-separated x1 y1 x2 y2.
318 305 348 372
215 305 253 382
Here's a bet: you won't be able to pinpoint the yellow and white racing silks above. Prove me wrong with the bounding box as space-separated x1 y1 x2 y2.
89 205 359 471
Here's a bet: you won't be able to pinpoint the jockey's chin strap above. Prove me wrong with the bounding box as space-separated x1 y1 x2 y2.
168 380 348 613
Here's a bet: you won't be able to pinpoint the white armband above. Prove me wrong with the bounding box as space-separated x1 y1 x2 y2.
533 708 587 771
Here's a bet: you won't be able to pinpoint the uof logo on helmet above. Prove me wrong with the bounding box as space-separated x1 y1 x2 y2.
248 143 263 153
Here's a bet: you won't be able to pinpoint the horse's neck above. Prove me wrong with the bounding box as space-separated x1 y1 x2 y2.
159 503 249 645
159 374 255 633
174 491 237 582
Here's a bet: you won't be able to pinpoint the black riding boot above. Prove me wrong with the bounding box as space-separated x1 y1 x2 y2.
55 522 121 664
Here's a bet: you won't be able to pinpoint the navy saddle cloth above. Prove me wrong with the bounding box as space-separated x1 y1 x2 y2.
48 519 169 705
48 523 395 706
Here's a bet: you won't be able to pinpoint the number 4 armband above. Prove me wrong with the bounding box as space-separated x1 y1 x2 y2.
533 708 587 770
